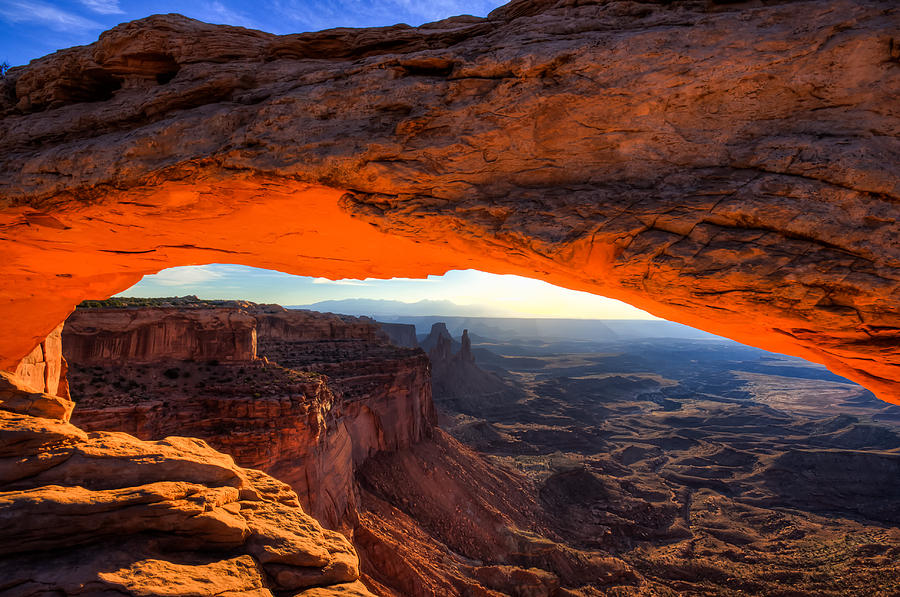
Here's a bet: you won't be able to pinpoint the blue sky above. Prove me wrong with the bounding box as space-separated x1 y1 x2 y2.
0 0 506 66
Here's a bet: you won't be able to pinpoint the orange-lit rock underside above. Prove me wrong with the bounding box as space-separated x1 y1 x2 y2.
1 0 899 402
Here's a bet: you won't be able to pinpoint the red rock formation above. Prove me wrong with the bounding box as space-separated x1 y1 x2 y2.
420 323 456 356
63 302 446 593
245 304 436 527
0 369 74 422
253 305 380 343
355 428 641 596
63 306 258 364
251 305 436 458
67 303 435 531
0 0 898 404
376 322 418 349
428 325 519 415
0 369 374 597
13 322 67 397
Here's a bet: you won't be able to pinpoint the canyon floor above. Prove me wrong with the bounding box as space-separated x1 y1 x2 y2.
431 324 900 595
63 308 900 596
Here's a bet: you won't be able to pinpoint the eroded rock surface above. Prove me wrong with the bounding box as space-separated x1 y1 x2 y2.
0 0 898 402
13 323 67 397
61 302 622 595
428 326 521 415
64 305 258 364
67 302 434 529
0 376 372 597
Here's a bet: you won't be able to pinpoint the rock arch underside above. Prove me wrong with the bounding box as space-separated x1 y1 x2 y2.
2 0 900 594
1 0 899 403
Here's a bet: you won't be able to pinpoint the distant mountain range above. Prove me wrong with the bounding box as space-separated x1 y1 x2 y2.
290 298 719 342
289 298 503 318
394 316 718 343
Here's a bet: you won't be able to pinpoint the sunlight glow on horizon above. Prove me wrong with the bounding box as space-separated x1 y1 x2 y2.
117 264 660 320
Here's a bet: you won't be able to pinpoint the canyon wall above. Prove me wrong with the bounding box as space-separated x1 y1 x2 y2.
254 306 380 343
63 307 258 364
255 306 435 457
376 323 418 349
427 325 520 416
0 0 898 403
0 366 373 597
251 305 435 527
60 304 616 595
66 303 434 530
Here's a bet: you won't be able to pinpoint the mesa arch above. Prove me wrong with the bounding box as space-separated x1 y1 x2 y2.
1 0 899 403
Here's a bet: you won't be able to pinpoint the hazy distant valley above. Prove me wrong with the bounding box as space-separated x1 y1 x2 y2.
388 313 900 594
60 301 900 596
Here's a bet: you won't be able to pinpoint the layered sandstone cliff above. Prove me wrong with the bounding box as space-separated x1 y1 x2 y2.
255 306 435 458
67 303 434 531
254 307 380 343
64 306 258 364
376 323 418 349
13 322 67 398
60 304 632 596
0 0 898 405
0 370 373 597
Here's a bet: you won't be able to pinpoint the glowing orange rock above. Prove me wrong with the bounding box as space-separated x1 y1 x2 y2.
13 323 67 396
0 0 898 403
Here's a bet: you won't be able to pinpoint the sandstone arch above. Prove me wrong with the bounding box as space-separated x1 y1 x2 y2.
1 0 899 403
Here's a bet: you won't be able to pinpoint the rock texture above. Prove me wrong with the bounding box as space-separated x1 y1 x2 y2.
67 303 435 530
0 369 373 597
64 306 258 364
376 322 418 349
0 4 899 402
63 303 447 594
355 428 642 596
254 308 380 343
428 326 521 415
14 322 67 397
254 306 435 456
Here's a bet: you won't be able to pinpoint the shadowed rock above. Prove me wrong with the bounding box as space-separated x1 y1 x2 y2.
0 380 372 596
66 302 435 530
1 1 898 403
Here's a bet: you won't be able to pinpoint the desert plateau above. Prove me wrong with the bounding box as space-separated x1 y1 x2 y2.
1 0 899 595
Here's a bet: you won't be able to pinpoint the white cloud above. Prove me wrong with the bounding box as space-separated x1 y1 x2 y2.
372 276 435 283
312 277 369 286
393 0 496 21
143 265 225 287
263 0 504 33
0 0 101 31
201 1 252 26
79 0 123 15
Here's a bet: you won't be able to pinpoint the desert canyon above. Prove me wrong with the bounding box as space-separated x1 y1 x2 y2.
1 0 899 595
21 297 900 596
